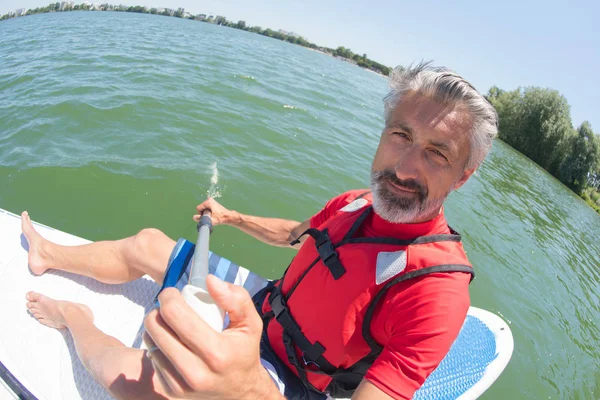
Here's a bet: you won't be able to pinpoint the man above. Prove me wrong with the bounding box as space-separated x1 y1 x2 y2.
22 62 498 400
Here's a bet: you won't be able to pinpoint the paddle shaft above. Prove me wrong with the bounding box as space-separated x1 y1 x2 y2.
182 209 224 332
189 209 213 290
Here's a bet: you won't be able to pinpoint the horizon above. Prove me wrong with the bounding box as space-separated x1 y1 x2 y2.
1 0 599 132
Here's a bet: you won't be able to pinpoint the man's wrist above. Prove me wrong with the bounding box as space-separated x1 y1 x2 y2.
224 210 242 226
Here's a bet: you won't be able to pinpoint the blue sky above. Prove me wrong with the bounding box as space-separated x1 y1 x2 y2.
2 0 599 130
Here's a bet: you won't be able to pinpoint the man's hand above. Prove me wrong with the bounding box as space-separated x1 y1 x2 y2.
143 275 283 400
192 198 309 248
194 198 236 226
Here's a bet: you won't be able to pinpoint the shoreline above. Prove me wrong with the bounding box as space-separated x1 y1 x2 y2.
1 5 392 77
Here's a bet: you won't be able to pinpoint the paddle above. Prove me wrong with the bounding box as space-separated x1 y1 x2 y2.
190 209 213 289
181 209 225 332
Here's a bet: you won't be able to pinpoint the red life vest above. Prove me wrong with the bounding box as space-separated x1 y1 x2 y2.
260 193 474 397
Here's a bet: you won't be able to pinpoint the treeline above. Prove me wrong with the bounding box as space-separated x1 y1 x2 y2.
487 87 600 213
0 3 391 76
327 46 390 76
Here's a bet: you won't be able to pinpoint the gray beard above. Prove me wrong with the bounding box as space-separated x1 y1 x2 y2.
370 172 447 224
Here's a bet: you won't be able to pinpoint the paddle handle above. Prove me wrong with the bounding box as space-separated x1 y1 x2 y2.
189 209 212 290
181 284 225 333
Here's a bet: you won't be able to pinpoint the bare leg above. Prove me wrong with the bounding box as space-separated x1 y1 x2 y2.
26 291 172 400
21 211 175 285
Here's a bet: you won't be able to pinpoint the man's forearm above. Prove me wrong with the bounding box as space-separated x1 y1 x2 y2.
225 211 302 248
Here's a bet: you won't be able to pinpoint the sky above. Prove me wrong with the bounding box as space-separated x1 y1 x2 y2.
1 0 599 130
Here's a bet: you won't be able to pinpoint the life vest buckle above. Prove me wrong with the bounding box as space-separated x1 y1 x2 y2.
282 333 299 366
268 290 286 319
315 237 336 263
302 354 320 369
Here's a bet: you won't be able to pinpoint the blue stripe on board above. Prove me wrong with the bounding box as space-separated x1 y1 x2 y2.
214 257 231 281
208 253 221 275
224 262 240 285
243 272 269 297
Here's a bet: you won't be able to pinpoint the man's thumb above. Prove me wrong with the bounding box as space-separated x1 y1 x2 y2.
206 274 261 331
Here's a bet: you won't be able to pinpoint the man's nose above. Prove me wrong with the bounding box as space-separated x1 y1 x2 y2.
394 150 421 181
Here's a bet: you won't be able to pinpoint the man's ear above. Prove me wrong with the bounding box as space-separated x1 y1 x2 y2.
453 166 477 190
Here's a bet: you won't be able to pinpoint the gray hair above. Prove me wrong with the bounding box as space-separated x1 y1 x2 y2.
383 61 499 170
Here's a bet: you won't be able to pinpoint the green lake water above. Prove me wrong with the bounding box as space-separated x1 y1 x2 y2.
1 11 599 399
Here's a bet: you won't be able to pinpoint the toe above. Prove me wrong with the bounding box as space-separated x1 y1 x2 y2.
26 291 40 302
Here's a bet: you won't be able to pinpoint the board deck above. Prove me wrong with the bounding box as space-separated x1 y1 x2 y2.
0 208 513 399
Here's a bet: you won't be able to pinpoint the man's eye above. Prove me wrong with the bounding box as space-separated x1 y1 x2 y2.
393 132 408 139
431 149 448 161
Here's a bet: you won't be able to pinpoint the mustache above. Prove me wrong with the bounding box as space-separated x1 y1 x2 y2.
372 170 427 199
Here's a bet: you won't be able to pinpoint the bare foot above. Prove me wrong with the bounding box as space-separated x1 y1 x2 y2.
26 291 93 330
21 211 52 275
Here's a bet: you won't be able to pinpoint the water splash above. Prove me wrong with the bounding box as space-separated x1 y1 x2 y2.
283 104 307 111
207 161 221 198
234 74 256 80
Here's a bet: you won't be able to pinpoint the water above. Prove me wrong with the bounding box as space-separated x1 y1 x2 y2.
1 11 599 400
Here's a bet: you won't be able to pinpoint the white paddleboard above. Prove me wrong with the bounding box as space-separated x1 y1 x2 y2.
0 208 513 399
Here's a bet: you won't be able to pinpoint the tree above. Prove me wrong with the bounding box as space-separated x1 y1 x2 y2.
559 121 600 193
488 85 600 196
486 86 504 100
488 87 573 175
236 20 246 29
334 46 353 59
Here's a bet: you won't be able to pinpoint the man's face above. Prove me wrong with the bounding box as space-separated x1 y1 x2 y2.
371 92 476 223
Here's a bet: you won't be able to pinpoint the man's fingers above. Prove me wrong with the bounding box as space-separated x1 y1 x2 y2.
142 330 156 352
144 306 210 380
152 288 222 360
143 331 192 397
196 198 212 212
206 275 262 333
148 345 197 398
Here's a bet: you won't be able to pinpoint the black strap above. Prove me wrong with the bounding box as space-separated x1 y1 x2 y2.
354 190 371 200
269 288 327 363
291 228 345 280
324 352 378 397
285 257 320 300
362 264 475 350
336 233 462 247
319 263 475 397
291 190 371 248
261 264 474 396
268 287 337 374
342 206 372 240
256 283 332 391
